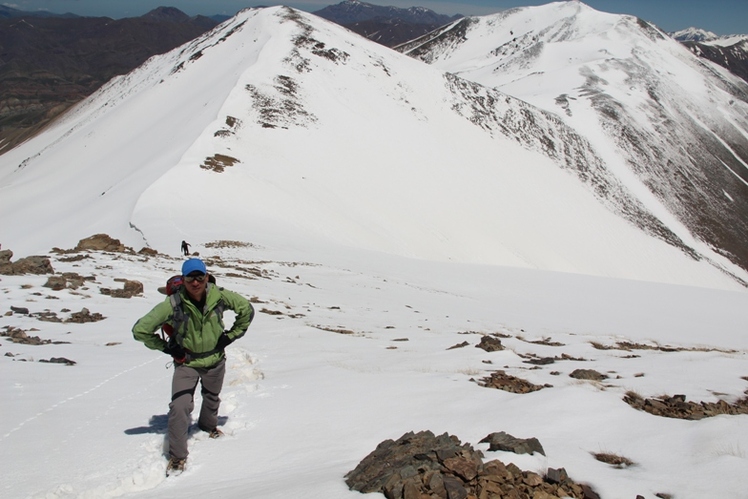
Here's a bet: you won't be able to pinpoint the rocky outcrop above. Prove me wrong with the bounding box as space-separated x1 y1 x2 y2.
74 234 131 253
345 430 600 499
0 249 54 275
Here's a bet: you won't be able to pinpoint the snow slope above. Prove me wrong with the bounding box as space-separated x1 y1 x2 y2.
2 241 748 499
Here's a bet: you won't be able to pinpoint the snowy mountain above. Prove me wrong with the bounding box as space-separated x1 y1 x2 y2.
679 34 748 84
0 3 746 293
670 27 720 42
397 1 748 288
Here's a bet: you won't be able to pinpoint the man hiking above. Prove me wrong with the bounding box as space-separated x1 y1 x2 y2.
132 258 255 475
180 240 191 256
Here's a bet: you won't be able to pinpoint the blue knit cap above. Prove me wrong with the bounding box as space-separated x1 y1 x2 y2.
182 258 207 276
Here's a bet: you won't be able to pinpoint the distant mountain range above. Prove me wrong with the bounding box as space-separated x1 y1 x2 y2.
671 28 748 83
0 1 746 156
313 0 461 46
0 6 222 153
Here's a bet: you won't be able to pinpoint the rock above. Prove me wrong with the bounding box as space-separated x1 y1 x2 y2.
10 306 29 315
623 390 748 419
74 234 130 253
65 307 105 323
569 369 607 381
0 249 12 263
100 279 143 298
43 275 68 290
138 247 158 256
475 335 504 352
0 250 54 275
477 370 545 394
479 432 546 456
347 431 596 499
39 357 76 366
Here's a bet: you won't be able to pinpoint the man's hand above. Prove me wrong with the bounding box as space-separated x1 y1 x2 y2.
163 343 187 364
215 332 233 351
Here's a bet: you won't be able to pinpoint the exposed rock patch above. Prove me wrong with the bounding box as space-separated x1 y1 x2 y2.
623 391 748 419
477 370 547 393
39 357 77 366
345 430 599 499
100 279 144 298
26 307 105 324
0 249 54 275
200 153 240 173
479 431 546 456
569 369 608 381
1 325 70 345
475 335 504 352
74 234 131 253
43 272 91 290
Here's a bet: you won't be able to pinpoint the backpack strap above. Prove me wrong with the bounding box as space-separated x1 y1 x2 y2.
167 292 189 348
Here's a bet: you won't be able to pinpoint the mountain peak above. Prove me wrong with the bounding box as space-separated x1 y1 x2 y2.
141 6 190 22
670 27 719 42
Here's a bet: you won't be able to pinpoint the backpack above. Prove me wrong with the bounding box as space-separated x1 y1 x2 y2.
159 274 226 358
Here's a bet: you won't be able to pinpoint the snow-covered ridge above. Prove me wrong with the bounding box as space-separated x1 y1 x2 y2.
398 1 748 288
0 4 745 292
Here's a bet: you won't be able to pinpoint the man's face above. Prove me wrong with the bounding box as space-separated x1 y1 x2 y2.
184 271 208 302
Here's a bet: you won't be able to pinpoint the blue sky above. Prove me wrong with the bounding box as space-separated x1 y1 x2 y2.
3 0 746 35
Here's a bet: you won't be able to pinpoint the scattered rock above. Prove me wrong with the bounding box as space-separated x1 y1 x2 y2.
1 325 71 345
66 308 105 323
345 430 597 499
39 357 76 366
477 370 546 394
447 341 470 350
476 335 504 352
10 306 30 315
569 369 608 381
479 431 546 456
523 356 556 365
32 311 62 322
592 452 635 468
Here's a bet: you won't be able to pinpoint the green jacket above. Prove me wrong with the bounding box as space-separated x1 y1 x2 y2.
132 283 254 368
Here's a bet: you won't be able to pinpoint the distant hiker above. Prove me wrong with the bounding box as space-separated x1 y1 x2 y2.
180 240 191 256
132 258 255 475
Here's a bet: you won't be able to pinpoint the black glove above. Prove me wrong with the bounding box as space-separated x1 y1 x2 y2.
215 333 233 351
163 343 187 363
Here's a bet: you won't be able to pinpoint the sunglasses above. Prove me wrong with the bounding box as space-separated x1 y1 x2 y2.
184 274 207 283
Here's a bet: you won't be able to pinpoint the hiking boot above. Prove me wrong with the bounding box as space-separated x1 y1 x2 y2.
166 456 186 476
207 428 224 439
199 423 224 438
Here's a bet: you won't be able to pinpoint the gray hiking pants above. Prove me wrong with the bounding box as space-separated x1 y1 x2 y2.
168 357 226 459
